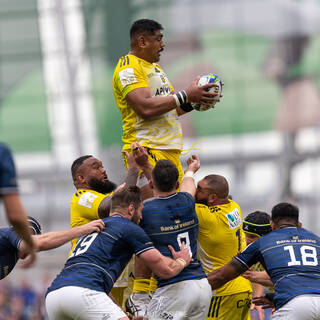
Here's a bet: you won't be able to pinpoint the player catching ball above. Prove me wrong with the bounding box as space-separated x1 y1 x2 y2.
112 18 222 315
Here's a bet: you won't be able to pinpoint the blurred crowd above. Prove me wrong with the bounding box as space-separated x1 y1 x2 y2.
0 275 52 320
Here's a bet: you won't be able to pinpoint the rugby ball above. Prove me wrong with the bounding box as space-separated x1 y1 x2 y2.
192 74 222 112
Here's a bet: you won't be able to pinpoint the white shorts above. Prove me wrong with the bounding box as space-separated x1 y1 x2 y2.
45 286 127 320
147 278 212 320
272 294 320 320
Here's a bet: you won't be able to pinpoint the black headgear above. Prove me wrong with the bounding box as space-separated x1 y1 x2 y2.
28 216 42 235
243 211 271 237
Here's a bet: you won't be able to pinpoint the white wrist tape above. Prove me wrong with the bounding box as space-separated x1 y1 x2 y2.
173 90 188 107
184 171 194 179
176 258 187 268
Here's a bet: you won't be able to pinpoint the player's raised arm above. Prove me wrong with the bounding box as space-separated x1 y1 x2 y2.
130 142 153 181
19 219 105 256
180 155 200 196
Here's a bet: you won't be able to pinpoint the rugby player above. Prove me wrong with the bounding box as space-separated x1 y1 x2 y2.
0 142 37 267
45 186 191 320
208 202 320 320
113 18 219 308
0 216 105 279
195 175 252 320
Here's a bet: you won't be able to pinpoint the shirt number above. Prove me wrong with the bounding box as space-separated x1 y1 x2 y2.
69 233 98 258
284 245 318 266
177 232 192 257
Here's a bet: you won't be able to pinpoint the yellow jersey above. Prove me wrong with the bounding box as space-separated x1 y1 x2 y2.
196 201 252 296
69 189 113 252
112 54 183 151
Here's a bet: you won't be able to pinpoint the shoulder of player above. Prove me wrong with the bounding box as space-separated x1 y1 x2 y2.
195 203 210 211
72 189 107 199
115 54 140 70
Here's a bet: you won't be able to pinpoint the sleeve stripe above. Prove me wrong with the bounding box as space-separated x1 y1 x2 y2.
234 256 250 269
136 246 155 256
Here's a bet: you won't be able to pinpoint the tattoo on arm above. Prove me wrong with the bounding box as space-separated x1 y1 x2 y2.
98 196 112 218
123 167 139 186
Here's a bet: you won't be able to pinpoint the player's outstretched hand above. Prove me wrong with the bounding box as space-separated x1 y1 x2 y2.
123 149 138 169
185 76 219 106
168 242 191 266
79 219 105 234
186 154 200 174
131 142 150 169
19 247 37 269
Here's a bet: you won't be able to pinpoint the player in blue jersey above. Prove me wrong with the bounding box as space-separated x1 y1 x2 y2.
0 216 104 280
0 143 37 267
45 186 191 320
208 202 320 320
136 156 211 320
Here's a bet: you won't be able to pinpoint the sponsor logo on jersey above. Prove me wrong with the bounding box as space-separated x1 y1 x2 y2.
226 208 241 229
78 192 98 208
155 86 171 96
119 68 138 88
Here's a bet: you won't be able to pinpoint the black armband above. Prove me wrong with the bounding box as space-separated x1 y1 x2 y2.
180 102 194 113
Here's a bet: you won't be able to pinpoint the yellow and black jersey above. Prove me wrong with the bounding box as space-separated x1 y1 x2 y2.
69 189 113 253
196 201 252 296
112 54 182 151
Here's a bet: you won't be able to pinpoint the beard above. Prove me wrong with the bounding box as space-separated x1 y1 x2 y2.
195 196 209 206
88 177 117 194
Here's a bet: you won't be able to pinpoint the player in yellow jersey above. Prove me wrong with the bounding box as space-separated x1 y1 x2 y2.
113 18 219 184
195 175 252 320
113 19 219 313
69 153 139 307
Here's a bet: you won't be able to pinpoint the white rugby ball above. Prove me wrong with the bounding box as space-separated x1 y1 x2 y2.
192 74 222 112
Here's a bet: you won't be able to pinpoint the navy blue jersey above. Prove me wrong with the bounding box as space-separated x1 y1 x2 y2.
0 143 18 195
47 215 154 295
0 227 21 279
141 192 206 287
236 227 320 310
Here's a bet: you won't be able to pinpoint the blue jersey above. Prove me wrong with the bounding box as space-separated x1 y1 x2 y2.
236 227 320 310
47 215 154 295
0 143 18 196
141 192 206 287
0 227 21 279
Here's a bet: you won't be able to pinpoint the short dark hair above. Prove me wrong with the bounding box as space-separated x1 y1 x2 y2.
111 186 142 211
204 175 229 199
71 155 92 182
130 19 163 39
152 160 178 192
271 202 299 223
243 211 271 237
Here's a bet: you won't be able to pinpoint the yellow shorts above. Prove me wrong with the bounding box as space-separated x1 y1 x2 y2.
122 148 183 184
207 291 252 320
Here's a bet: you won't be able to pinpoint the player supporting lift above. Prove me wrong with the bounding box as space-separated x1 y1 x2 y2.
195 175 252 320
45 186 191 320
70 153 139 305
208 202 320 320
113 18 220 308
137 154 212 319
